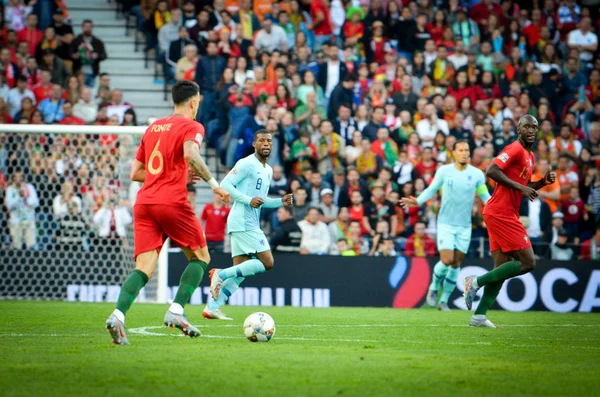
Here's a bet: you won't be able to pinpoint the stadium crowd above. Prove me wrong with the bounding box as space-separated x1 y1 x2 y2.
0 0 140 253
2 0 600 261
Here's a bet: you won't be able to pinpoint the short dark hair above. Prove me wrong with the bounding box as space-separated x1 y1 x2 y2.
16 75 27 83
82 19 93 25
171 80 199 105
254 129 273 140
281 206 293 216
453 139 470 150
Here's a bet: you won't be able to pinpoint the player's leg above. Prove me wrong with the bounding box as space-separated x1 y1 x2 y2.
439 225 471 310
427 224 455 306
106 204 164 345
107 249 158 345
163 245 210 337
159 204 212 337
464 215 532 310
203 254 250 320
469 249 514 328
427 250 453 306
210 230 273 299
438 249 465 311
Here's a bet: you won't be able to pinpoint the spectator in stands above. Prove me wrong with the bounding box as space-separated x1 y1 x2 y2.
304 170 331 207
581 225 600 260
416 103 449 147
195 41 225 125
520 196 551 250
328 74 355 123
5 170 39 249
17 13 41 56
347 219 369 255
298 207 331 255
158 8 182 82
254 17 287 52
38 83 64 123
106 89 133 123
54 200 87 252
72 87 97 123
174 43 197 81
60 101 84 125
52 180 82 220
233 0 260 41
549 227 575 260
556 154 580 203
317 188 338 224
362 106 385 142
200 192 230 252
6 75 34 118
371 236 398 257
533 158 561 213
316 119 344 176
92 193 132 239
270 206 302 253
567 16 597 66
551 123 583 158
51 8 73 41
404 220 436 257
40 48 69 87
363 181 397 238
71 19 107 87
186 184 196 207
562 186 588 238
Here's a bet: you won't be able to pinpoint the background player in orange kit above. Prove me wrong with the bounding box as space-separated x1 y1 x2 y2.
105 80 230 345
463 115 556 328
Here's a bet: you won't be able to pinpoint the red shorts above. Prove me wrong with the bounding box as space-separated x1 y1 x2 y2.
133 204 206 258
484 212 532 253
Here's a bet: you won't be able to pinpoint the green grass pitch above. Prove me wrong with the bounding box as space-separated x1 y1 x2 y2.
1 302 599 397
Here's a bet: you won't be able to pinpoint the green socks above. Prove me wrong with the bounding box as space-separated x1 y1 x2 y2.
429 261 449 291
475 281 504 315
116 269 149 315
174 260 208 307
439 267 459 304
219 259 266 280
476 260 521 288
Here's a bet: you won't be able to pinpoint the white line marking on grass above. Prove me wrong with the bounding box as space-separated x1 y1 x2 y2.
128 326 378 343
169 323 600 328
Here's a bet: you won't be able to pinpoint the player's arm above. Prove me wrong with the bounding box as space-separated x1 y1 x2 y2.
401 169 444 207
183 140 230 203
487 148 537 200
476 173 491 204
527 171 557 191
130 159 146 182
263 194 294 208
220 163 254 205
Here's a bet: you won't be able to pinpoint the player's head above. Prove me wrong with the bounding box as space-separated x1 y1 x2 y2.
253 129 273 159
172 80 201 119
452 140 471 165
517 114 539 146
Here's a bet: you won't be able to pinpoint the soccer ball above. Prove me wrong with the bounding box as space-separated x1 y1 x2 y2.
243 312 276 342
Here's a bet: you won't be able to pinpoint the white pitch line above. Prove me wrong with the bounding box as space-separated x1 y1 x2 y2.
129 323 599 328
128 326 378 343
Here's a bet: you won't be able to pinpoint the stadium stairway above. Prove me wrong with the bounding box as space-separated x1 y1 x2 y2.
68 0 224 209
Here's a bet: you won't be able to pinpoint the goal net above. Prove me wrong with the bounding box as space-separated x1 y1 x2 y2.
0 124 166 303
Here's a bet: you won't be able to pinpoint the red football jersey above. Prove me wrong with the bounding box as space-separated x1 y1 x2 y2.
135 115 204 206
484 140 536 217
200 203 230 242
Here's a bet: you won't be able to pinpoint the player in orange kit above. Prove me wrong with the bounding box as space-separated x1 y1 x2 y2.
464 115 556 328
105 80 230 345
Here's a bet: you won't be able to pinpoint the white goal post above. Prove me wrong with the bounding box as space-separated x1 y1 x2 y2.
0 124 170 303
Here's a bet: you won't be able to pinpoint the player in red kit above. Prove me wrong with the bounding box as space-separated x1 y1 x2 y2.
463 115 556 328
106 81 230 345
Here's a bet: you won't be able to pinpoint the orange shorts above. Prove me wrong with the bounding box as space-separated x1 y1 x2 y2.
484 212 532 253
133 204 206 258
